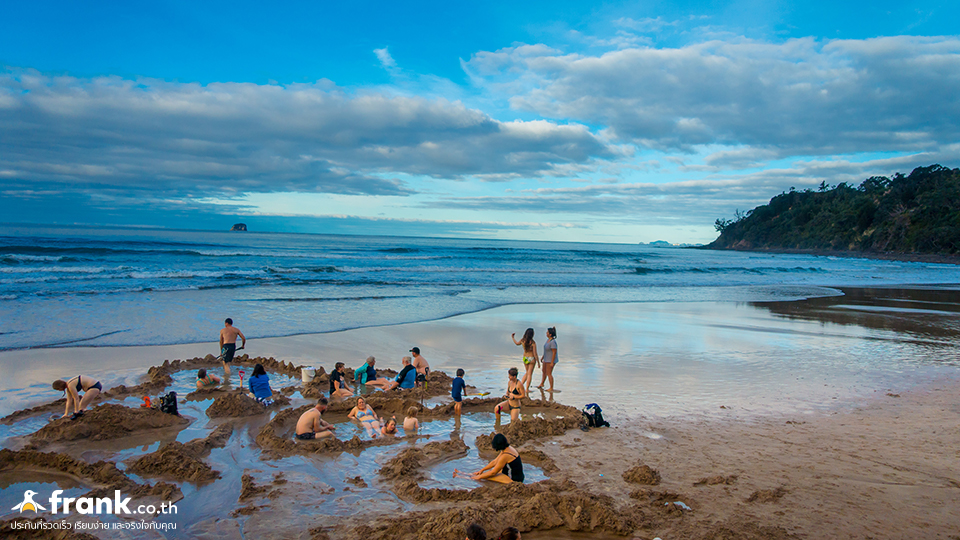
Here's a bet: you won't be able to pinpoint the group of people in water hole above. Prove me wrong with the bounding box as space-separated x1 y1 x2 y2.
51 318 559 487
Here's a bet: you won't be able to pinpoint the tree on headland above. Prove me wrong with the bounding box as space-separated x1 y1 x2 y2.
708 164 960 255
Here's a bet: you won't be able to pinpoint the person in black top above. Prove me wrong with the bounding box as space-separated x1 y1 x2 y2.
454 433 523 484
329 362 353 398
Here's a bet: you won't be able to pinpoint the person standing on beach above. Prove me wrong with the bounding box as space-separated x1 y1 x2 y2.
329 362 354 398
511 328 539 394
537 327 558 393
410 347 430 386
452 368 466 416
219 318 246 376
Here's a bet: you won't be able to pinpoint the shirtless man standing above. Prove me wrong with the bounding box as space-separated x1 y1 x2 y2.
219 318 246 376
296 398 336 440
410 347 430 386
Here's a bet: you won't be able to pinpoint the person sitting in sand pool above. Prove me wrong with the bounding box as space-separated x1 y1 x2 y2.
511 328 539 395
196 368 221 389
329 362 353 398
248 363 274 406
219 317 246 376
454 433 524 484
52 375 103 420
296 398 336 440
403 406 420 434
465 523 487 540
497 527 521 540
537 326 558 393
355 356 391 388
348 396 382 438
494 367 525 423
384 356 417 390
381 416 398 436
452 368 466 416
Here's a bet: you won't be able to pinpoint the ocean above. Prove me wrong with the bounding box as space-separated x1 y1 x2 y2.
2 223 959 351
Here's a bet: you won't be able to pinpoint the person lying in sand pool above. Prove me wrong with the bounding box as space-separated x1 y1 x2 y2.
403 406 420 434
196 368 221 389
511 328 539 395
384 356 417 390
248 363 274 406
381 416 398 436
295 398 336 440
329 362 354 398
454 433 524 484
494 367 524 422
348 396 382 438
52 375 103 420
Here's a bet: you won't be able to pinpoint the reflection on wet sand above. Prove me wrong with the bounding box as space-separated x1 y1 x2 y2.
751 287 960 344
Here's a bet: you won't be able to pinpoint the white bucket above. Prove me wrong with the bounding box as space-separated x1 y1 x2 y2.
301 367 316 383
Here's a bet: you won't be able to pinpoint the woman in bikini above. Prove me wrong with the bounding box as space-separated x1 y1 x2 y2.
511 328 539 395
52 375 103 420
494 367 524 423
453 433 524 484
348 396 382 438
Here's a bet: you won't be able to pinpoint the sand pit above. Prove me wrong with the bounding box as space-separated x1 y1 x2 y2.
474 401 583 449
746 486 788 503
27 404 189 448
205 390 291 418
127 424 234 483
694 474 738 486
255 404 403 458
0 448 181 502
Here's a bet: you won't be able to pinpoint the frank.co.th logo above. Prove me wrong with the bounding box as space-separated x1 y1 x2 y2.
11 489 177 516
12 490 46 513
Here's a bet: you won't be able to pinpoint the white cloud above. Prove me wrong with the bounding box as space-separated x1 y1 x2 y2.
0 68 617 199
464 36 960 159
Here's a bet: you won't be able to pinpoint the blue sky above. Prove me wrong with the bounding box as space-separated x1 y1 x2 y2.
1 1 958 243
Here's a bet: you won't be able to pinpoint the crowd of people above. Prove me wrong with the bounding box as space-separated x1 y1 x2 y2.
50 319 559 489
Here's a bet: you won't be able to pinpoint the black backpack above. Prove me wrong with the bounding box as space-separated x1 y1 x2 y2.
159 391 179 415
582 403 610 428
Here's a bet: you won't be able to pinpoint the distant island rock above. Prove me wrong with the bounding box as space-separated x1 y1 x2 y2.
708 164 960 258
230 223 247 232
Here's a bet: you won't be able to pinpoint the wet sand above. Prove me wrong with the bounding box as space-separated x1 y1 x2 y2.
1 287 959 538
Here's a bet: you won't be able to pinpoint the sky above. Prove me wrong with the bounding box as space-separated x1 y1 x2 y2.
1 1 958 244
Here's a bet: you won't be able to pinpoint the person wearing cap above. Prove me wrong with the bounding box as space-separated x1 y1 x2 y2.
410 347 430 386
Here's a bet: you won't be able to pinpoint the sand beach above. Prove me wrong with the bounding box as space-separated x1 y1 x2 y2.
1 287 959 539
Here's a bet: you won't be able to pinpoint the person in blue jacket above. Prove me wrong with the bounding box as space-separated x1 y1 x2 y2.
384 356 417 390
248 363 274 406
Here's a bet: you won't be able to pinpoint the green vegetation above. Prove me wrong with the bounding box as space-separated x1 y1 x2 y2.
709 164 960 255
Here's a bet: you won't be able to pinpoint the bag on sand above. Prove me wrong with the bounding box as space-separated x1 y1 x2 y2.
159 391 179 415
582 403 610 428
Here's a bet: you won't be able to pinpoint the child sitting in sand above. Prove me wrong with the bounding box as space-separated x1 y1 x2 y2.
381 416 398 436
196 368 221 389
248 363 274 406
403 406 420 434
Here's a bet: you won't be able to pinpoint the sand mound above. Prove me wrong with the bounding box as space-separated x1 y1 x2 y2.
27 404 189 448
206 390 291 418
354 479 648 539
475 402 583 449
517 449 559 474
665 518 801 540
746 486 788 503
694 474 738 486
0 517 98 540
623 464 662 485
127 424 233 483
0 448 181 502
346 476 368 488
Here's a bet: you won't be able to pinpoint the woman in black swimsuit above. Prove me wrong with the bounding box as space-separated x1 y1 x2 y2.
52 375 102 420
494 367 524 423
454 433 524 484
